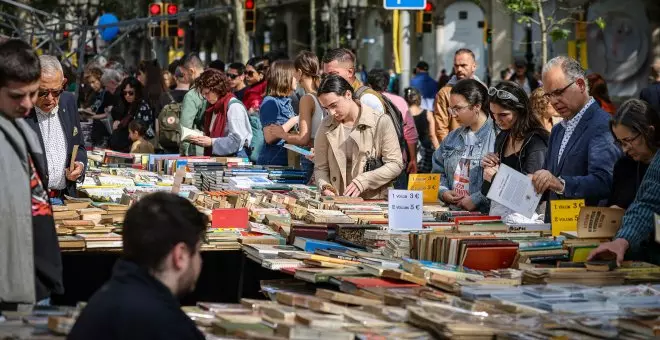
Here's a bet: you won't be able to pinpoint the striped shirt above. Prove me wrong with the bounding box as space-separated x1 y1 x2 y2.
615 152 660 250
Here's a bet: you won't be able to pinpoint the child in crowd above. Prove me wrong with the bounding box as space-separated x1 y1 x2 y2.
129 120 155 154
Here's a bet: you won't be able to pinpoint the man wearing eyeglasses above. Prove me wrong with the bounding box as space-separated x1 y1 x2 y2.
531 56 621 221
23 55 87 200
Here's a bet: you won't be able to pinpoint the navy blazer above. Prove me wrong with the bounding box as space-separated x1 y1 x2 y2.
543 101 621 221
26 91 88 197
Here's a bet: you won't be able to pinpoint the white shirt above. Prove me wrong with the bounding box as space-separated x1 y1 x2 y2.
210 102 253 156
359 93 385 114
36 106 68 190
557 97 596 164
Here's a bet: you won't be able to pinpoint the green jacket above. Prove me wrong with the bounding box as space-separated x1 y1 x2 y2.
180 90 207 156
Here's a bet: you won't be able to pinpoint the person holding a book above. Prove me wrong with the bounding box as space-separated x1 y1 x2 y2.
187 69 252 157
128 120 155 154
25 54 88 199
432 78 496 213
313 75 404 199
0 39 63 307
481 81 549 222
68 192 207 340
588 99 660 265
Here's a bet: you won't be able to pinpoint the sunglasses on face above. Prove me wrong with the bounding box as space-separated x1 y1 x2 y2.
227 73 240 79
38 89 64 98
123 90 135 96
246 70 259 77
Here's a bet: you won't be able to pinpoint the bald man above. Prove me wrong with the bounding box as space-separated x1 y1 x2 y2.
25 55 87 199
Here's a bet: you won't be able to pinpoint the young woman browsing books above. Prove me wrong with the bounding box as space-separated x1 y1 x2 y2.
313 75 403 199
480 81 549 223
432 79 496 213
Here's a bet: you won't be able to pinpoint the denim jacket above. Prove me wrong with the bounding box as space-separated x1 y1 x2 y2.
432 117 496 213
259 95 295 166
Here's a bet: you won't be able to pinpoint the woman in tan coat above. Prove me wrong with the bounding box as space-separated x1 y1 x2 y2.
314 75 404 199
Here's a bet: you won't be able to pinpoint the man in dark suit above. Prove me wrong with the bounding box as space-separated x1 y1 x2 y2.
26 55 87 199
531 56 621 222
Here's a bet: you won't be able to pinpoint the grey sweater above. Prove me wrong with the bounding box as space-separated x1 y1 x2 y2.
0 114 36 304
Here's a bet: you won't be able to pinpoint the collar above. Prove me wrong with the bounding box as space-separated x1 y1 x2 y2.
324 105 377 129
560 97 595 128
36 105 58 117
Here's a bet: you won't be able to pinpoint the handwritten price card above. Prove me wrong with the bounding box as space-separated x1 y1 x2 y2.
408 174 440 203
550 199 585 236
388 189 423 231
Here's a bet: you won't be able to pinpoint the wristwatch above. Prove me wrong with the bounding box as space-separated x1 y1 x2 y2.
555 177 566 195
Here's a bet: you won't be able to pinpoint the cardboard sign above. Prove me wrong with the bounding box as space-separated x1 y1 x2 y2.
577 207 624 239
212 208 249 229
407 174 440 203
171 167 186 194
550 199 585 236
388 189 423 231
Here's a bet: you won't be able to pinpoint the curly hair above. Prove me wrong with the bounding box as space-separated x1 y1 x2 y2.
193 69 231 97
84 67 103 81
530 87 551 119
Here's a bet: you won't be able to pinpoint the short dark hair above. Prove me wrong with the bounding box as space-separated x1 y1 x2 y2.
208 59 225 72
228 62 245 75
416 61 429 71
321 48 356 66
451 78 488 111
367 68 389 92
122 192 208 271
0 39 41 88
611 99 660 151
128 120 147 136
455 48 475 61
246 56 269 74
318 74 354 98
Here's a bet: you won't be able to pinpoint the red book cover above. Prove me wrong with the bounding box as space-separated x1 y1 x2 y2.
461 246 518 271
280 267 297 275
211 208 249 229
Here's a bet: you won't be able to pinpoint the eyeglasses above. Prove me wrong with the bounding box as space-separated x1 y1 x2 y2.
488 87 519 103
448 105 470 116
615 133 641 148
123 90 135 96
543 81 575 100
38 89 64 98
246 70 257 77
227 73 239 79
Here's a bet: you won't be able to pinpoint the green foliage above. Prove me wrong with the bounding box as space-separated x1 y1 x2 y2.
501 0 538 14
550 27 571 41
594 17 606 30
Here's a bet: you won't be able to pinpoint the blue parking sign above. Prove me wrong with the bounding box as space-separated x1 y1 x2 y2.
383 0 426 10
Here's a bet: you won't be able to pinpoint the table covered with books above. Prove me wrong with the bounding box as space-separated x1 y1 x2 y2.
13 149 660 339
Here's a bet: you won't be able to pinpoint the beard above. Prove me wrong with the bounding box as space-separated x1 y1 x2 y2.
175 263 199 297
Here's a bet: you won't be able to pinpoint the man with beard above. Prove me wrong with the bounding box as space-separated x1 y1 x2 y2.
68 192 207 340
0 39 61 307
433 48 483 142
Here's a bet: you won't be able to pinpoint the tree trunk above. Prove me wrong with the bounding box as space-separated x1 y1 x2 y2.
233 0 249 63
310 0 317 54
537 0 548 66
329 0 340 48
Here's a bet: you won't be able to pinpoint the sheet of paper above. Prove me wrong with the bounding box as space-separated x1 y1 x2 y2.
655 213 660 244
283 143 313 156
181 126 203 141
388 189 423 231
486 163 541 218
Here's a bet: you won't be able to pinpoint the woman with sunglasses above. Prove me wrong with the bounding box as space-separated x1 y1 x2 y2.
432 79 495 213
314 75 403 198
481 81 549 222
242 56 269 113
607 99 658 209
588 99 660 266
108 77 155 152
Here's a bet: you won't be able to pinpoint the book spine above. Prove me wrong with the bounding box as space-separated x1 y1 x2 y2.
518 240 563 249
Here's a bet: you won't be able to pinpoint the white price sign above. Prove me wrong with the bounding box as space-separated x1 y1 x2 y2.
388 189 423 231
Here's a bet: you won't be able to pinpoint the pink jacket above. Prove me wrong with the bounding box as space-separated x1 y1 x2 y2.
382 92 419 145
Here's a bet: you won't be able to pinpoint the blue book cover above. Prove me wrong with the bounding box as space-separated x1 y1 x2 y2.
293 237 352 252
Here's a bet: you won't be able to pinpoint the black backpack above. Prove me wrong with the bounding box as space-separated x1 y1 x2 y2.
355 86 410 166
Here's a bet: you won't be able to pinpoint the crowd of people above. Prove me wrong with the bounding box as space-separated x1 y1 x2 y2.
3 35 660 337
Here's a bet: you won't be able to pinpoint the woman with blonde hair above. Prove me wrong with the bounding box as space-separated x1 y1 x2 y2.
258 60 299 165
263 51 325 181
530 87 561 132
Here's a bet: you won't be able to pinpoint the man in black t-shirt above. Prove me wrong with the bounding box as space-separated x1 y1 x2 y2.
227 62 247 101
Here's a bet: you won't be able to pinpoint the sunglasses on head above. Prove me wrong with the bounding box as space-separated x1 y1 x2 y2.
38 89 64 98
123 90 135 96
488 87 519 103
